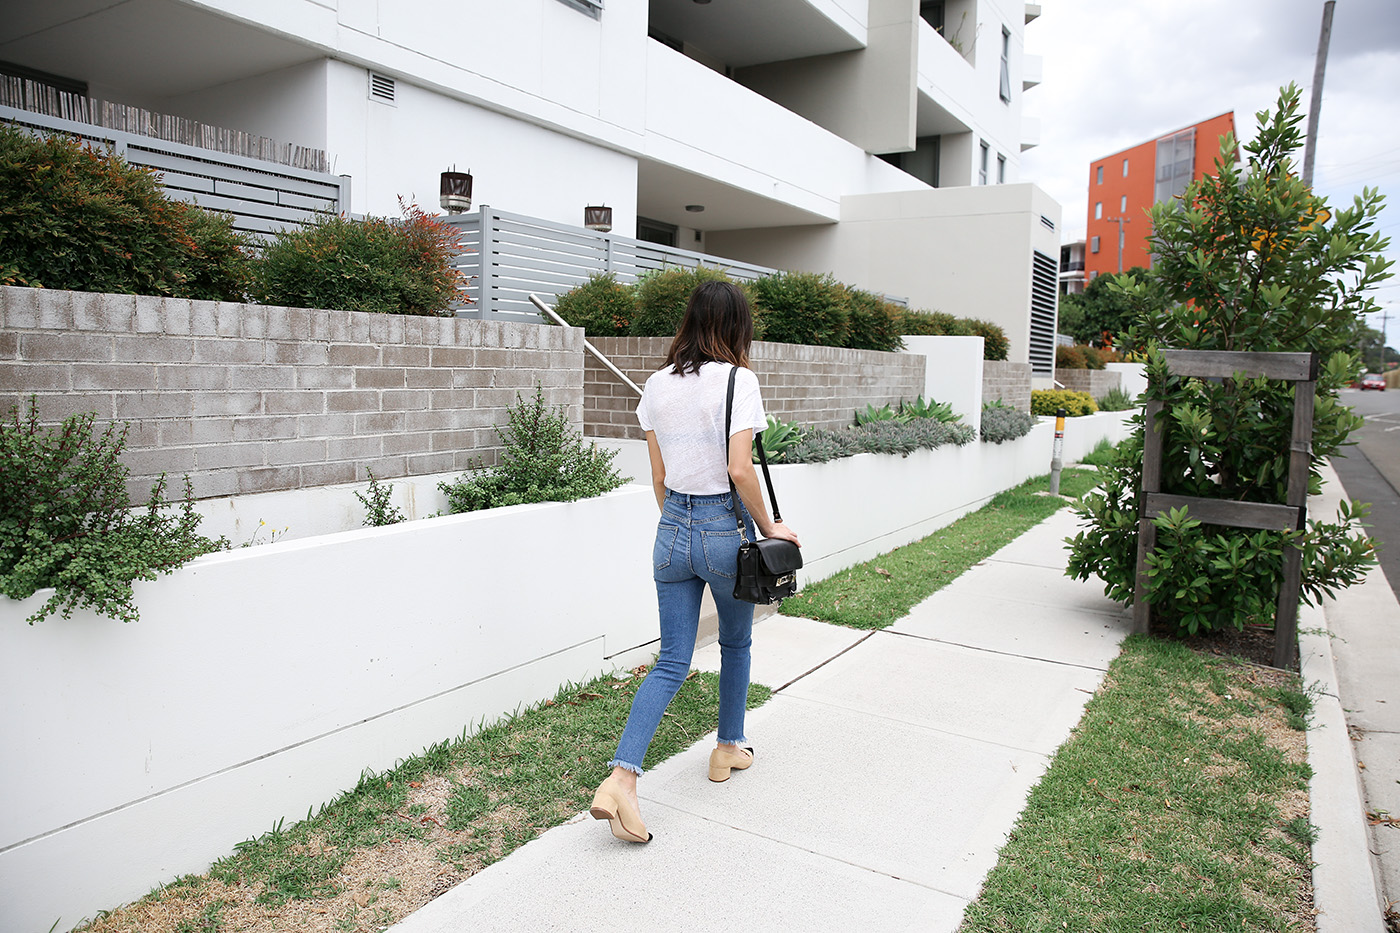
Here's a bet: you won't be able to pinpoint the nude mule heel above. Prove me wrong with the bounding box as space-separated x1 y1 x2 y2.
708 745 755 783
589 776 652 843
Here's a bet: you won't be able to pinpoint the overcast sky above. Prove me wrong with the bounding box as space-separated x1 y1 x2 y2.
1020 0 1400 340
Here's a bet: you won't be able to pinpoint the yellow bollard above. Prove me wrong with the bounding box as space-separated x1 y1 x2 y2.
1049 408 1066 496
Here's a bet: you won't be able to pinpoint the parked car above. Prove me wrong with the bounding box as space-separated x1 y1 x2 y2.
1361 373 1386 391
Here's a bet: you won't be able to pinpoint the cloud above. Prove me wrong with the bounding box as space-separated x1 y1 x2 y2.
1020 0 1400 325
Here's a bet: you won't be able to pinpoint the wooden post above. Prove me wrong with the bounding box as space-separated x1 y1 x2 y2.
1274 378 1317 668
1132 398 1164 633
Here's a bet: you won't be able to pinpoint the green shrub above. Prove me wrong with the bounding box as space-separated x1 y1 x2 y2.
779 418 973 463
0 399 226 625
898 309 967 336
355 470 405 527
1095 386 1136 411
902 396 960 423
628 266 739 338
550 273 635 337
962 318 1010 361
1031 389 1098 417
1066 85 1384 636
854 403 901 425
1056 345 1087 370
844 289 905 352
0 123 251 299
748 270 850 347
897 309 1008 361
980 404 1035 443
755 416 804 462
253 202 464 316
1078 437 1119 467
439 388 625 512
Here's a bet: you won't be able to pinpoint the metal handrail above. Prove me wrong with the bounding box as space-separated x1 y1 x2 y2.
529 293 643 397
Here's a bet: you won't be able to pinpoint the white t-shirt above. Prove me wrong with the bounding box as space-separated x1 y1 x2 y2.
636 362 767 495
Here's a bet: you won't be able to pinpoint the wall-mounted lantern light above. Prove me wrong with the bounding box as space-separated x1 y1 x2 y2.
440 168 473 214
583 205 613 232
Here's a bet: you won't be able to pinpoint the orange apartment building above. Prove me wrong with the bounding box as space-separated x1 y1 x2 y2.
1084 111 1236 284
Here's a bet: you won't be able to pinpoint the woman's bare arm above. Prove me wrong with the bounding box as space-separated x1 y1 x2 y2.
728 429 800 546
645 431 667 511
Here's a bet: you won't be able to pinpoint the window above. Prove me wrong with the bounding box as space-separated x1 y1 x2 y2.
1094 202 1103 220
1123 158 1130 177
879 135 941 187
1096 165 1103 185
1090 236 1101 253
999 28 1012 103
920 1 945 31
1120 195 1127 212
997 155 1007 184
1154 128 1197 204
636 216 677 247
978 142 990 185
1090 270 1099 280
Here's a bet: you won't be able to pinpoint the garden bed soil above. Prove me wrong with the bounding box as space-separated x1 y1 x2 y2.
1156 620 1299 672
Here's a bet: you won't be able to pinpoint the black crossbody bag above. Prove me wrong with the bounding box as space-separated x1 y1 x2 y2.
725 366 802 604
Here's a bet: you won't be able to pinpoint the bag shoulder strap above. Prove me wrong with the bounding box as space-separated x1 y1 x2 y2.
724 365 783 536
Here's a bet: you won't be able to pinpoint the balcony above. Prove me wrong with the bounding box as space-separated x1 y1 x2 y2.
1025 3 1043 23
647 0 865 68
642 39 891 230
1021 116 1041 152
1022 53 1043 91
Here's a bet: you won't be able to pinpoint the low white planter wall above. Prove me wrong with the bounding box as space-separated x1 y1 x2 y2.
1 408 1136 932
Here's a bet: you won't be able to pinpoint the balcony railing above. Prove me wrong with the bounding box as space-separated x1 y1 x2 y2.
0 82 347 239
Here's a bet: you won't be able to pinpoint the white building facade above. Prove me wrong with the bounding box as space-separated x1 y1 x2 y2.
1 0 1060 374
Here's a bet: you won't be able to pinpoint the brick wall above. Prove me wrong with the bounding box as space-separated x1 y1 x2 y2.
982 360 1032 413
584 337 926 439
0 287 583 501
1056 369 1122 400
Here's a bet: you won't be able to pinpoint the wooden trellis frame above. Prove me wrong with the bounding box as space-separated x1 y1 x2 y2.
1133 350 1319 668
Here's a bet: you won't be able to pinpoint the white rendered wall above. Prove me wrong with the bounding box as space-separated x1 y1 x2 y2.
1106 363 1148 401
708 183 1064 366
2 411 1135 933
902 335 985 431
643 41 916 223
326 60 639 224
158 58 331 152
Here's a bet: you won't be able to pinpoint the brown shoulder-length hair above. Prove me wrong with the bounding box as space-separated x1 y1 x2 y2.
663 280 754 375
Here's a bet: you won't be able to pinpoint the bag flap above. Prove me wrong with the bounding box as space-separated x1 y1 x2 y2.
752 537 803 573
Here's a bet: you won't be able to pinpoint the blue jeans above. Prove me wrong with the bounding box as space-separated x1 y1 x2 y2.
609 491 756 775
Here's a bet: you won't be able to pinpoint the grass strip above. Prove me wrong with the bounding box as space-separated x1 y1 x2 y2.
80 670 770 933
958 635 1315 933
779 468 1099 629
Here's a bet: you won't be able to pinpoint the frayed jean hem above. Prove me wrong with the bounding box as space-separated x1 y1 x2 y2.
607 759 644 776
716 736 749 747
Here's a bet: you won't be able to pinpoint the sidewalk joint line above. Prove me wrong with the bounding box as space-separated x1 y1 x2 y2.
637 799 979 901
880 628 1113 673
772 630 878 693
772 692 1057 759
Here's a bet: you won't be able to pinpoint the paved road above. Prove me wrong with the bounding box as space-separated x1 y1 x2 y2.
1331 387 1400 599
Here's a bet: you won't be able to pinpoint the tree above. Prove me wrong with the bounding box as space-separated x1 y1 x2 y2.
1059 269 1148 347
1066 84 1390 636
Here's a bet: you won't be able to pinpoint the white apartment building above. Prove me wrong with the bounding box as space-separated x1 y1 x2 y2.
0 0 1059 375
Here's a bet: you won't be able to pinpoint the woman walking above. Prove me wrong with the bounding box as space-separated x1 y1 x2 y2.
589 281 800 844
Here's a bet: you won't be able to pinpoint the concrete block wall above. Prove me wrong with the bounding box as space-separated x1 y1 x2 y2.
982 360 1033 412
0 287 584 502
1056 368 1122 400
584 337 926 439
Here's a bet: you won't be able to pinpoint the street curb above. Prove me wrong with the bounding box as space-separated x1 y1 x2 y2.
1300 599 1388 932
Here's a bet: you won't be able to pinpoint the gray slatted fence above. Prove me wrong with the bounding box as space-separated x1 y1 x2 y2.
1 105 349 239
444 205 819 324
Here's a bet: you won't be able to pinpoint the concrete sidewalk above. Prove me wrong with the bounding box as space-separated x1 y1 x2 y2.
390 508 1133 933
389 494 1393 932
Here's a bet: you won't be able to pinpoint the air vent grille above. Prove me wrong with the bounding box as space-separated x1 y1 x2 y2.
369 73 396 103
1029 250 1059 376
1040 214 1055 231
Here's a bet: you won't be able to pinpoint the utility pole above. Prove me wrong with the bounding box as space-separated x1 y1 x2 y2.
1107 216 1131 273
1302 0 1336 188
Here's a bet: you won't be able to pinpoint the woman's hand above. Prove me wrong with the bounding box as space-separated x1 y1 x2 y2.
762 521 801 548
